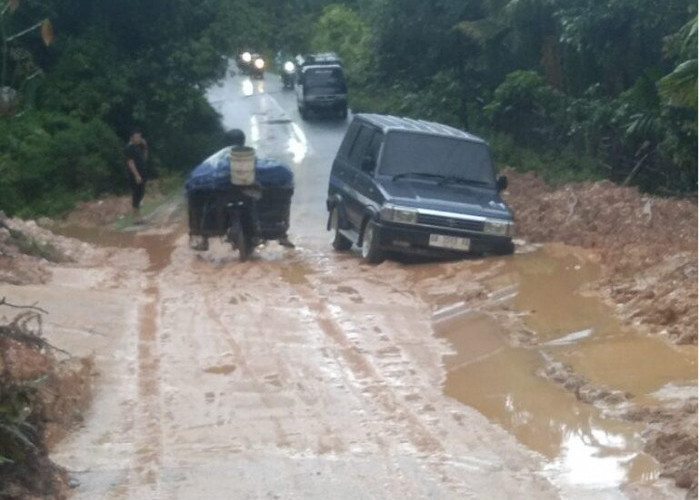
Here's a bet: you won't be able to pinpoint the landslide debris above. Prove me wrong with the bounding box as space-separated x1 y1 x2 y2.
0 304 92 500
0 211 96 286
502 169 698 345
502 169 698 496
625 400 699 496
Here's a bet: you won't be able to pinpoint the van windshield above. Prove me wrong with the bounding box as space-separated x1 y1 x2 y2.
303 67 347 93
380 132 496 187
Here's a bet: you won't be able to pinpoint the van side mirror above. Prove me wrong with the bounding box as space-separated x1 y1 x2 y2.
361 155 375 173
496 175 508 192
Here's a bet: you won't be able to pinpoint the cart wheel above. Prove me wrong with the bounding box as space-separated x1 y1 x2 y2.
229 217 250 262
360 220 384 264
236 228 250 262
330 207 352 251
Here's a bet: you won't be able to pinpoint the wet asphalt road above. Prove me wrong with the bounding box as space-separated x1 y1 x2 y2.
206 68 348 248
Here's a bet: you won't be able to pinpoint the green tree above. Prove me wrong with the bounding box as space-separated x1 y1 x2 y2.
311 4 373 84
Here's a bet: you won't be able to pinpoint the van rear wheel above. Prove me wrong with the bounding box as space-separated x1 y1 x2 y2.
361 221 384 264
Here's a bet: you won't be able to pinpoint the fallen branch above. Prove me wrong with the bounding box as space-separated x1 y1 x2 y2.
0 304 70 358
0 297 48 315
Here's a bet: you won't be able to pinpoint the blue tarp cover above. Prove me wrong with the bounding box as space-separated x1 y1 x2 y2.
185 147 294 192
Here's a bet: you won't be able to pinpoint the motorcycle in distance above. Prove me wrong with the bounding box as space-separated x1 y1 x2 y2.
237 51 253 74
250 54 265 79
281 61 296 89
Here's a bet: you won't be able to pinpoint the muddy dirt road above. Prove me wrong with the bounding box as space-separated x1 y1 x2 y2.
2 65 695 499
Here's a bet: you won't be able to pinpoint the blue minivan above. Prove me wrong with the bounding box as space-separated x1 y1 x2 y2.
326 114 515 263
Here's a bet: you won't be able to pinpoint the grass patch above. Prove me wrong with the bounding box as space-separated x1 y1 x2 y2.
486 132 606 186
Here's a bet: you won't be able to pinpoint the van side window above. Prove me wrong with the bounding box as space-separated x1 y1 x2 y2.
338 122 360 159
348 125 375 169
368 131 383 164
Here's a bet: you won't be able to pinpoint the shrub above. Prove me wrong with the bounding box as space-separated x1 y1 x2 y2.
0 112 122 217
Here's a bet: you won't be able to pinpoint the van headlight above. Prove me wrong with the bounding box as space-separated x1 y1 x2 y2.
241 52 252 63
380 204 418 225
484 219 513 237
254 58 265 70
284 61 295 73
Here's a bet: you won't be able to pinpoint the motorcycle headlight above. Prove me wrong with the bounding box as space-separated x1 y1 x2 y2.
241 52 251 63
380 204 418 225
254 58 265 69
483 219 513 237
284 61 295 73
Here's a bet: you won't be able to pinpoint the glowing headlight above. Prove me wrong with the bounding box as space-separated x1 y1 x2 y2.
380 204 418 225
284 61 295 72
254 58 265 70
241 52 252 63
483 219 513 236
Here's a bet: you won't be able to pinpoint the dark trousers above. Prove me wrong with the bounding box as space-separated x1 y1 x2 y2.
129 177 146 209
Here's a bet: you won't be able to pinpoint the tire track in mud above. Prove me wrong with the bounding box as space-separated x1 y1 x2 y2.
189 253 484 493
122 233 178 497
271 256 490 497
200 293 293 449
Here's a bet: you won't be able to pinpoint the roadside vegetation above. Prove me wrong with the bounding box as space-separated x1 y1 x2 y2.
1 0 316 217
0 302 92 499
313 1 697 192
1 0 696 218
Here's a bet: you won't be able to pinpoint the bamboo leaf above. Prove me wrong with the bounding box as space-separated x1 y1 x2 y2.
658 59 698 109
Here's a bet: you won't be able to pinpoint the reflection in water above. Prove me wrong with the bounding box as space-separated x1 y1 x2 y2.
241 78 254 97
435 245 697 492
552 430 636 487
250 115 260 149
288 123 309 164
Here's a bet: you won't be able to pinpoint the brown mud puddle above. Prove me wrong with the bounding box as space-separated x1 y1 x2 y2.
431 245 696 493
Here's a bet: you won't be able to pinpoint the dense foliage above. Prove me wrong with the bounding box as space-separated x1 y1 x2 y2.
1 0 327 216
0 0 696 217
315 0 697 192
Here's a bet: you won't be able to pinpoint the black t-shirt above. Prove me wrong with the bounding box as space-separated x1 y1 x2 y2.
125 143 147 178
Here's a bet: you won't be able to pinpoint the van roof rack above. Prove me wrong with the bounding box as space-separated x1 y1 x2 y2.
297 52 343 67
357 113 486 144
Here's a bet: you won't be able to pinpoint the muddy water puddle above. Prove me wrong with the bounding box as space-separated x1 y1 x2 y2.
56 224 177 272
430 245 697 492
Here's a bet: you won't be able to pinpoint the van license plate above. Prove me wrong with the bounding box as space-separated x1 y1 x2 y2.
429 234 471 251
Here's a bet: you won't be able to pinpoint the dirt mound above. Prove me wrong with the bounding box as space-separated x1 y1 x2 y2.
625 400 698 495
502 169 698 344
0 212 97 285
0 307 92 499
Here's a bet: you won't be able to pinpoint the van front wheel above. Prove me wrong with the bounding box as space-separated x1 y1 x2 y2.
361 221 384 264
330 208 352 251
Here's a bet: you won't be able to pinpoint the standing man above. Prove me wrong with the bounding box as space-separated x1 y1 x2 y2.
125 129 149 224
